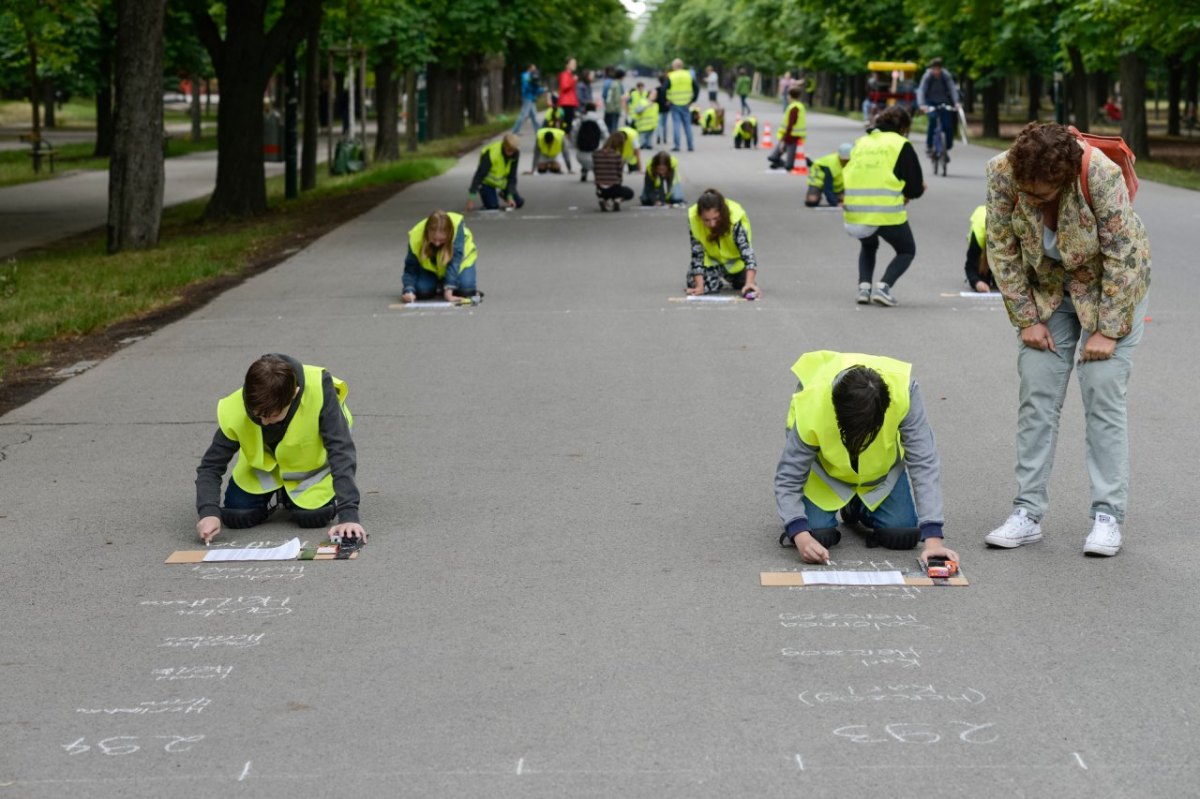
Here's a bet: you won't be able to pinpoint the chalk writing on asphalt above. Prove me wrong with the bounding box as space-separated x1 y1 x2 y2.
140 596 292 617
62 735 206 756
76 698 211 716
779 613 929 631
158 634 266 649
799 685 985 706
832 721 998 744
153 665 235 681
781 647 922 668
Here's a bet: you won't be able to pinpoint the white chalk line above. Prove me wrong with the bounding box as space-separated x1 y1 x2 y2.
1073 752 1088 770
238 761 252 781
516 757 525 776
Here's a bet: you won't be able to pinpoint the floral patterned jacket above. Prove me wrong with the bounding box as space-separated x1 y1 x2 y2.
984 148 1150 339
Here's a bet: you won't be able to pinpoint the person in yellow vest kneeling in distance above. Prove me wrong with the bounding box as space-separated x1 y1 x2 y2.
963 205 995 292
774 351 958 566
733 116 757 149
528 126 572 174
467 133 523 211
805 142 852 207
195 354 364 545
401 210 479 304
618 124 643 173
686 188 760 298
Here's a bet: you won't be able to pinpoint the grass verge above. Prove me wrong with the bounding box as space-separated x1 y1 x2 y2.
0 119 507 392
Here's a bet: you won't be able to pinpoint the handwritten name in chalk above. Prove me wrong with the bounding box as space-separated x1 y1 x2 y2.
805 558 906 571
141 596 292 617
77 698 212 716
832 721 998 745
153 665 234 681
779 613 929 631
781 647 922 669
789 585 923 599
189 564 306 581
62 735 206 756
159 634 266 649
798 685 986 707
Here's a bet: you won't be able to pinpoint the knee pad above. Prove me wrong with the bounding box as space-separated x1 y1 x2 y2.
809 527 842 549
220 505 271 530
870 526 921 550
290 503 337 529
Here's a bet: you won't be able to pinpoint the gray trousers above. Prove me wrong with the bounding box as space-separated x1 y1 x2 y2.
1013 292 1148 523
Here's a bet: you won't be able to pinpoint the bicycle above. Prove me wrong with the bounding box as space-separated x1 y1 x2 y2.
928 104 953 177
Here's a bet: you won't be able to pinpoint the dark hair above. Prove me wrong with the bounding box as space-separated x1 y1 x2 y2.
542 129 556 146
244 355 297 419
696 188 731 241
615 68 626 79
873 105 911 133
831 366 890 458
1009 122 1083 189
651 150 675 180
603 130 626 153
788 86 802 100
584 101 596 112
929 57 943 68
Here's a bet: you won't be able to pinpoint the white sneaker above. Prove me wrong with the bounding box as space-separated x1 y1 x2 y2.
1084 513 1122 556
856 282 872 304
984 508 1043 548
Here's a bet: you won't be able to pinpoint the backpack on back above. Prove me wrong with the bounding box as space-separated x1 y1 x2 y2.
577 119 602 152
1069 125 1138 205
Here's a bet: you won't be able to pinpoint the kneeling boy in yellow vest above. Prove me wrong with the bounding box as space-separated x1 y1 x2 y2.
774 351 958 566
805 143 852 207
195 354 364 544
529 126 572 174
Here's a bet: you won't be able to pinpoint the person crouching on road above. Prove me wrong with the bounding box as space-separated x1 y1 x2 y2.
195 354 364 545
641 151 685 207
733 116 758 149
963 205 996 292
467 133 523 211
401 210 478 303
686 188 760 298
528 126 572 174
774 351 957 566
593 131 635 212
805 143 852 207
767 85 806 170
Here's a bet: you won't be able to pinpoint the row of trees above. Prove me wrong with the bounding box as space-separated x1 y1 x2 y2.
0 0 630 249
634 0 1200 159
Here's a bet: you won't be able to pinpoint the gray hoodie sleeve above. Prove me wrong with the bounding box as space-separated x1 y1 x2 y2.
318 371 360 524
195 428 237 519
774 420 818 534
898 380 945 535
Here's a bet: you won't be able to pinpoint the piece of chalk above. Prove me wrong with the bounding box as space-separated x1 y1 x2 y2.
1144 316 1152 322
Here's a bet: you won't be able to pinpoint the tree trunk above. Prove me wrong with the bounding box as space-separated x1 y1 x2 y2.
25 37 41 136
94 25 115 157
373 53 399 161
301 10 320 191
107 0 166 253
427 62 463 138
486 54 505 116
405 69 418 153
1119 53 1149 158
463 55 487 126
1067 46 1090 132
190 71 203 141
1167 55 1183 136
190 0 321 219
42 78 57 128
1091 72 1109 116
980 79 1001 138
1187 56 1199 108
1026 71 1042 121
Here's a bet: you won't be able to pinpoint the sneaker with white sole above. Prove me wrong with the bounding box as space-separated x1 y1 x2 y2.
984 508 1043 548
871 282 898 306
856 282 872 304
1083 513 1122 556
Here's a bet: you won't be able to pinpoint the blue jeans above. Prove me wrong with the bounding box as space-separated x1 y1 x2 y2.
926 107 956 152
806 167 837 207
638 129 654 149
404 264 477 298
221 477 336 529
479 185 524 210
739 94 750 115
802 470 918 529
656 111 668 143
512 99 539 134
669 104 694 150
641 182 683 205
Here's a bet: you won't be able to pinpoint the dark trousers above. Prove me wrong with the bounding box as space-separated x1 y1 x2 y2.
858 222 916 287
221 478 336 529
597 185 634 201
805 168 838 207
479 185 525 210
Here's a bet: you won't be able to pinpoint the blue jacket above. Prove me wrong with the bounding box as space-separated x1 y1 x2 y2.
521 70 545 102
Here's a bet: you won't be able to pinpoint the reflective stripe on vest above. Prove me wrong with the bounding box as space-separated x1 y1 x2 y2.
407 213 477 279
217 364 352 509
969 204 986 247
688 199 752 272
536 127 565 158
807 152 845 192
842 130 908 226
782 101 806 139
785 351 912 512
666 69 694 107
481 140 512 189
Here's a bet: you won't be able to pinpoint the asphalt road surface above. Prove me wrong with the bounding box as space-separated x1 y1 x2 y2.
2 97 1198 797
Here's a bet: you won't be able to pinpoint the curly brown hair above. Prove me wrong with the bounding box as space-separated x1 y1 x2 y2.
696 188 731 241
1008 122 1082 189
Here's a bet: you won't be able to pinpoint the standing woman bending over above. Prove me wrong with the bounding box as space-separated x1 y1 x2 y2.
402 210 479 303
983 122 1150 557
686 188 760 298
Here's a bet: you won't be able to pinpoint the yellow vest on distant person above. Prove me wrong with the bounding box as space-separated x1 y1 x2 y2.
217 365 352 509
969 205 986 247
536 127 566 158
808 152 846 193
687 199 752 272
480 140 514 189
782 100 807 139
407 214 477 279
666 69 694 107
619 126 639 165
734 117 757 141
842 130 908 226
786 351 911 512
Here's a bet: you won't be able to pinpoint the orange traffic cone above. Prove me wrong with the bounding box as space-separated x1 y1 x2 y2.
761 123 773 149
791 142 808 176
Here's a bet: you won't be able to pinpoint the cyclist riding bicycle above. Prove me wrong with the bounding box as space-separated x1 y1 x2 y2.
916 58 960 160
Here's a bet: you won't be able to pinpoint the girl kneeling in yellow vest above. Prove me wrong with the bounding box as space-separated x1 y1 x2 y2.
686 189 760 298
402 211 478 303
774 351 958 566
195 354 363 545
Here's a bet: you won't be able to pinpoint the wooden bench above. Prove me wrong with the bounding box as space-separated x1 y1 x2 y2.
19 132 56 174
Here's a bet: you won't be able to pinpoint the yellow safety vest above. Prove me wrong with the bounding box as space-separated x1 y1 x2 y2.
969 205 986 247
785 351 911 512
666 69 694 107
650 155 679 189
619 126 639 164
734 117 757 141
536 127 566 158
687 199 752 272
407 213 477 279
631 90 659 132
480 140 514 189
842 130 908 226
701 109 717 129
218 365 352 509
807 152 846 193
782 100 807 139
